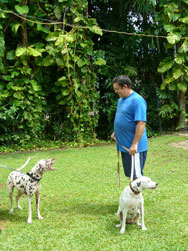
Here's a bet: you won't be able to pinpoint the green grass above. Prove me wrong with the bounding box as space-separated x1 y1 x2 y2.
0 135 188 251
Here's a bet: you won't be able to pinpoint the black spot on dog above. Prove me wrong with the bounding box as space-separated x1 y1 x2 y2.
136 182 141 187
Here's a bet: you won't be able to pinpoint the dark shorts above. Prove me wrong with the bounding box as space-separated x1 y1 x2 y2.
121 151 147 178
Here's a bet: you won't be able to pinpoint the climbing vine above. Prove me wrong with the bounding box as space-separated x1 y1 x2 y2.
0 0 105 146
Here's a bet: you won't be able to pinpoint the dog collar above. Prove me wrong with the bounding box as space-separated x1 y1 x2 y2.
129 183 140 195
26 172 41 182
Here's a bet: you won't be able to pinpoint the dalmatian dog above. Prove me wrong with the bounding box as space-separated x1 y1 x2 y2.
7 158 55 224
115 176 158 234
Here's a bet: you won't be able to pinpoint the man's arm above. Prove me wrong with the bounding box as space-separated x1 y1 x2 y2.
129 121 146 155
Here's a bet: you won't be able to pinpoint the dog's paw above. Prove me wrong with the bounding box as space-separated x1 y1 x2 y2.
116 223 121 228
9 209 14 213
120 228 125 234
17 206 22 210
38 215 43 220
142 226 147 231
27 219 32 224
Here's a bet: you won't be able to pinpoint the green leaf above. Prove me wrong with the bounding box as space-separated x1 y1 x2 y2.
0 58 4 71
173 68 184 79
161 81 168 90
15 5 29 15
11 23 21 34
27 47 42 57
64 33 76 43
6 50 15 60
55 35 65 46
174 54 185 64
169 82 177 91
13 92 23 100
167 33 181 44
31 80 41 91
15 47 27 57
54 5 61 19
74 16 84 23
180 16 188 24
95 57 106 66
177 81 187 92
37 24 50 34
182 0 188 3
46 32 59 42
57 76 66 82
163 74 175 85
164 24 176 32
62 89 70 96
89 26 103 36
168 13 181 22
80 43 87 48
178 40 188 53
77 58 88 67
61 48 68 55
158 57 174 73
2 75 11 81
56 57 65 67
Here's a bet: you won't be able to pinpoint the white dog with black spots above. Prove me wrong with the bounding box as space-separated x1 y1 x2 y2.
7 158 55 224
115 176 158 234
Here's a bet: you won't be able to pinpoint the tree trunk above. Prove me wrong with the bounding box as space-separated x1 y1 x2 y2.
177 90 187 130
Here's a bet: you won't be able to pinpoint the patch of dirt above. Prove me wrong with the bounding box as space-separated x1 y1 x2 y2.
170 140 188 150
169 131 188 149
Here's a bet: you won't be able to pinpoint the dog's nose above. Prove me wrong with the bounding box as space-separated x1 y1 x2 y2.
156 183 158 186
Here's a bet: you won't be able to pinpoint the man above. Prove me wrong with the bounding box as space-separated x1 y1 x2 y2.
111 75 148 179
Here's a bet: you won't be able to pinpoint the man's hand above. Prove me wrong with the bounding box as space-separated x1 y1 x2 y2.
129 143 138 155
111 132 116 140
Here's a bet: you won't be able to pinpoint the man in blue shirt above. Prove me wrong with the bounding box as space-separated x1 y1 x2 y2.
111 75 148 179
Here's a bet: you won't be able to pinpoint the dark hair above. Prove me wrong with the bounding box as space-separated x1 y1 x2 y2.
112 75 132 88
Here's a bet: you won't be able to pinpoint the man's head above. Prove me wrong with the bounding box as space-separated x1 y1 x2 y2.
113 75 132 98
113 75 132 88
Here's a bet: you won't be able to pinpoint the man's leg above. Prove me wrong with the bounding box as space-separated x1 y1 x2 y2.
121 151 147 179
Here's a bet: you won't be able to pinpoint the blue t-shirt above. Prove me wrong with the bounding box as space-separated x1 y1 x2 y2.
114 92 148 153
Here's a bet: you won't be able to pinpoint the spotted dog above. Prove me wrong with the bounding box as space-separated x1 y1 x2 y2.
7 158 55 224
115 176 158 234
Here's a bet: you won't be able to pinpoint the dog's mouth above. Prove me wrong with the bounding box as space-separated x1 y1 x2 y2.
49 158 56 170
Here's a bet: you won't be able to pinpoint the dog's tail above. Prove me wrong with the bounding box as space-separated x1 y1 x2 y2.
16 157 32 171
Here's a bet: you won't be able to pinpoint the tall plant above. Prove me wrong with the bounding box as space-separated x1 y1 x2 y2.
157 0 188 129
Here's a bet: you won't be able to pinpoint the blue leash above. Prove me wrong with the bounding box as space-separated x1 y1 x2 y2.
0 157 33 173
0 164 19 172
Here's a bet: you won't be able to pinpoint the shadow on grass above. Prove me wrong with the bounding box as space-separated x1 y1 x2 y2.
55 202 118 216
0 209 26 223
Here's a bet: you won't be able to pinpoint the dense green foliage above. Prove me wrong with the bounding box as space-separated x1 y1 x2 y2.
0 0 105 146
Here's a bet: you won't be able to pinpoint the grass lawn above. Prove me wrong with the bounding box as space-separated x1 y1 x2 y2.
0 134 188 251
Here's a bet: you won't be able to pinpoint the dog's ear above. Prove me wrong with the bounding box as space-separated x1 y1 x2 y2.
38 164 43 173
136 181 141 187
